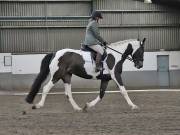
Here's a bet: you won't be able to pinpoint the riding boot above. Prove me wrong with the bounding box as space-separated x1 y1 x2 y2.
95 53 102 72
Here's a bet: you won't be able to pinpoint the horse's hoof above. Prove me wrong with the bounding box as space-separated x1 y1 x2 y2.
22 110 27 115
25 97 33 104
131 105 139 110
83 105 88 113
74 108 82 112
32 105 37 109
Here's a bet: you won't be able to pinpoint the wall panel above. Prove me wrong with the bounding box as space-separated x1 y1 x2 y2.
101 27 180 51
0 0 180 53
0 1 91 17
93 0 166 10
100 12 180 26
0 28 85 53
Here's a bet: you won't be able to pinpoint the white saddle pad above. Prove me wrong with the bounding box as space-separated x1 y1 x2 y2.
79 50 109 74
80 51 93 63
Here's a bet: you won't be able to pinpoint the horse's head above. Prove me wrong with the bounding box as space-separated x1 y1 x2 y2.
131 38 146 69
109 38 146 69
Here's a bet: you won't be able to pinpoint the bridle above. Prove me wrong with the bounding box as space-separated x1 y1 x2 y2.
104 45 134 62
104 40 144 63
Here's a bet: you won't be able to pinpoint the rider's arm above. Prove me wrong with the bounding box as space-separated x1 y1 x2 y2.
90 21 105 44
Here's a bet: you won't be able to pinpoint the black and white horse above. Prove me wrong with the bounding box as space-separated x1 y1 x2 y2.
25 38 146 111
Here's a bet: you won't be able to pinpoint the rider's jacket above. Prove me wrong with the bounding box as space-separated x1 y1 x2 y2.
84 19 105 46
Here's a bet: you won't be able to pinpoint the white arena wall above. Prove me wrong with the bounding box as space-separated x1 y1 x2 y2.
0 51 180 90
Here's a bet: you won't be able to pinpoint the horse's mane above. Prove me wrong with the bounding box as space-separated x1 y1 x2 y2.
110 39 138 47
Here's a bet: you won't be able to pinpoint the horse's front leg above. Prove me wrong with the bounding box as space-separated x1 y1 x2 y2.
83 80 109 111
119 85 138 110
113 74 138 110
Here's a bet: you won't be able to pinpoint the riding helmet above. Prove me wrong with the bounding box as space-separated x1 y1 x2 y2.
91 11 103 19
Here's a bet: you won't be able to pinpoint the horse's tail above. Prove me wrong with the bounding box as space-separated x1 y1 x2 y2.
25 53 54 104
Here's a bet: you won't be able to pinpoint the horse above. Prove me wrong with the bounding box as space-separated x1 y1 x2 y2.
25 38 146 112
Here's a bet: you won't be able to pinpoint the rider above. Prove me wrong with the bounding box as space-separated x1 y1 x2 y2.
84 10 107 72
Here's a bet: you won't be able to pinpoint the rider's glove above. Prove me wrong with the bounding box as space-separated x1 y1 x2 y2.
103 41 108 46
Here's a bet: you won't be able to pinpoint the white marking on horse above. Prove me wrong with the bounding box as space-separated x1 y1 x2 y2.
64 83 82 111
86 95 101 108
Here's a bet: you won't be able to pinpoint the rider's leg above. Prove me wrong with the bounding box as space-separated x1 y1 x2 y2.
88 45 104 72
95 53 102 72
88 44 104 55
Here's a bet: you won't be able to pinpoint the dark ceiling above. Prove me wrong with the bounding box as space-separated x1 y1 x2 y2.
152 0 180 8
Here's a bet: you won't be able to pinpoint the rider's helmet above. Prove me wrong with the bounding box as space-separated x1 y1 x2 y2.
91 11 103 20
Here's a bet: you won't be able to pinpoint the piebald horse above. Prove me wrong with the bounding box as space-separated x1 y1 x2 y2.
25 38 146 111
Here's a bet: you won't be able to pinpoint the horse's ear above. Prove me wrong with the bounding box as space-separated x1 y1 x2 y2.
127 43 133 54
142 38 146 44
141 38 146 47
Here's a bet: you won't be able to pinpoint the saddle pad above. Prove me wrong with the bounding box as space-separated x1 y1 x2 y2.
80 51 93 63
79 50 109 74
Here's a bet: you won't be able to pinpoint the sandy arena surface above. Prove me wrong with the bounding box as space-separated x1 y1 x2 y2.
0 90 180 135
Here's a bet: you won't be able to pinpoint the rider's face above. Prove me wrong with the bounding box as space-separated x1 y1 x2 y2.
95 17 100 22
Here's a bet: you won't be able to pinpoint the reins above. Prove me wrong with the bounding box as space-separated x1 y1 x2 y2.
105 45 134 62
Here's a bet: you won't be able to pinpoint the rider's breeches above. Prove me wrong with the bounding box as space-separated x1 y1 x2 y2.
88 44 104 55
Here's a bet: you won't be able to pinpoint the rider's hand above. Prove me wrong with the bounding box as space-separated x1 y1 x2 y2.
103 41 108 46
102 41 108 49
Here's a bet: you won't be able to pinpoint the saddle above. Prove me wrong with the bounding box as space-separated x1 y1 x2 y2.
80 43 107 62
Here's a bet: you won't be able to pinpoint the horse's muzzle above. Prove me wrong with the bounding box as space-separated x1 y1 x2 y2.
135 61 143 69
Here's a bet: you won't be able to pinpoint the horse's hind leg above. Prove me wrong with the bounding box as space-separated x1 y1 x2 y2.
33 78 55 109
63 74 82 111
